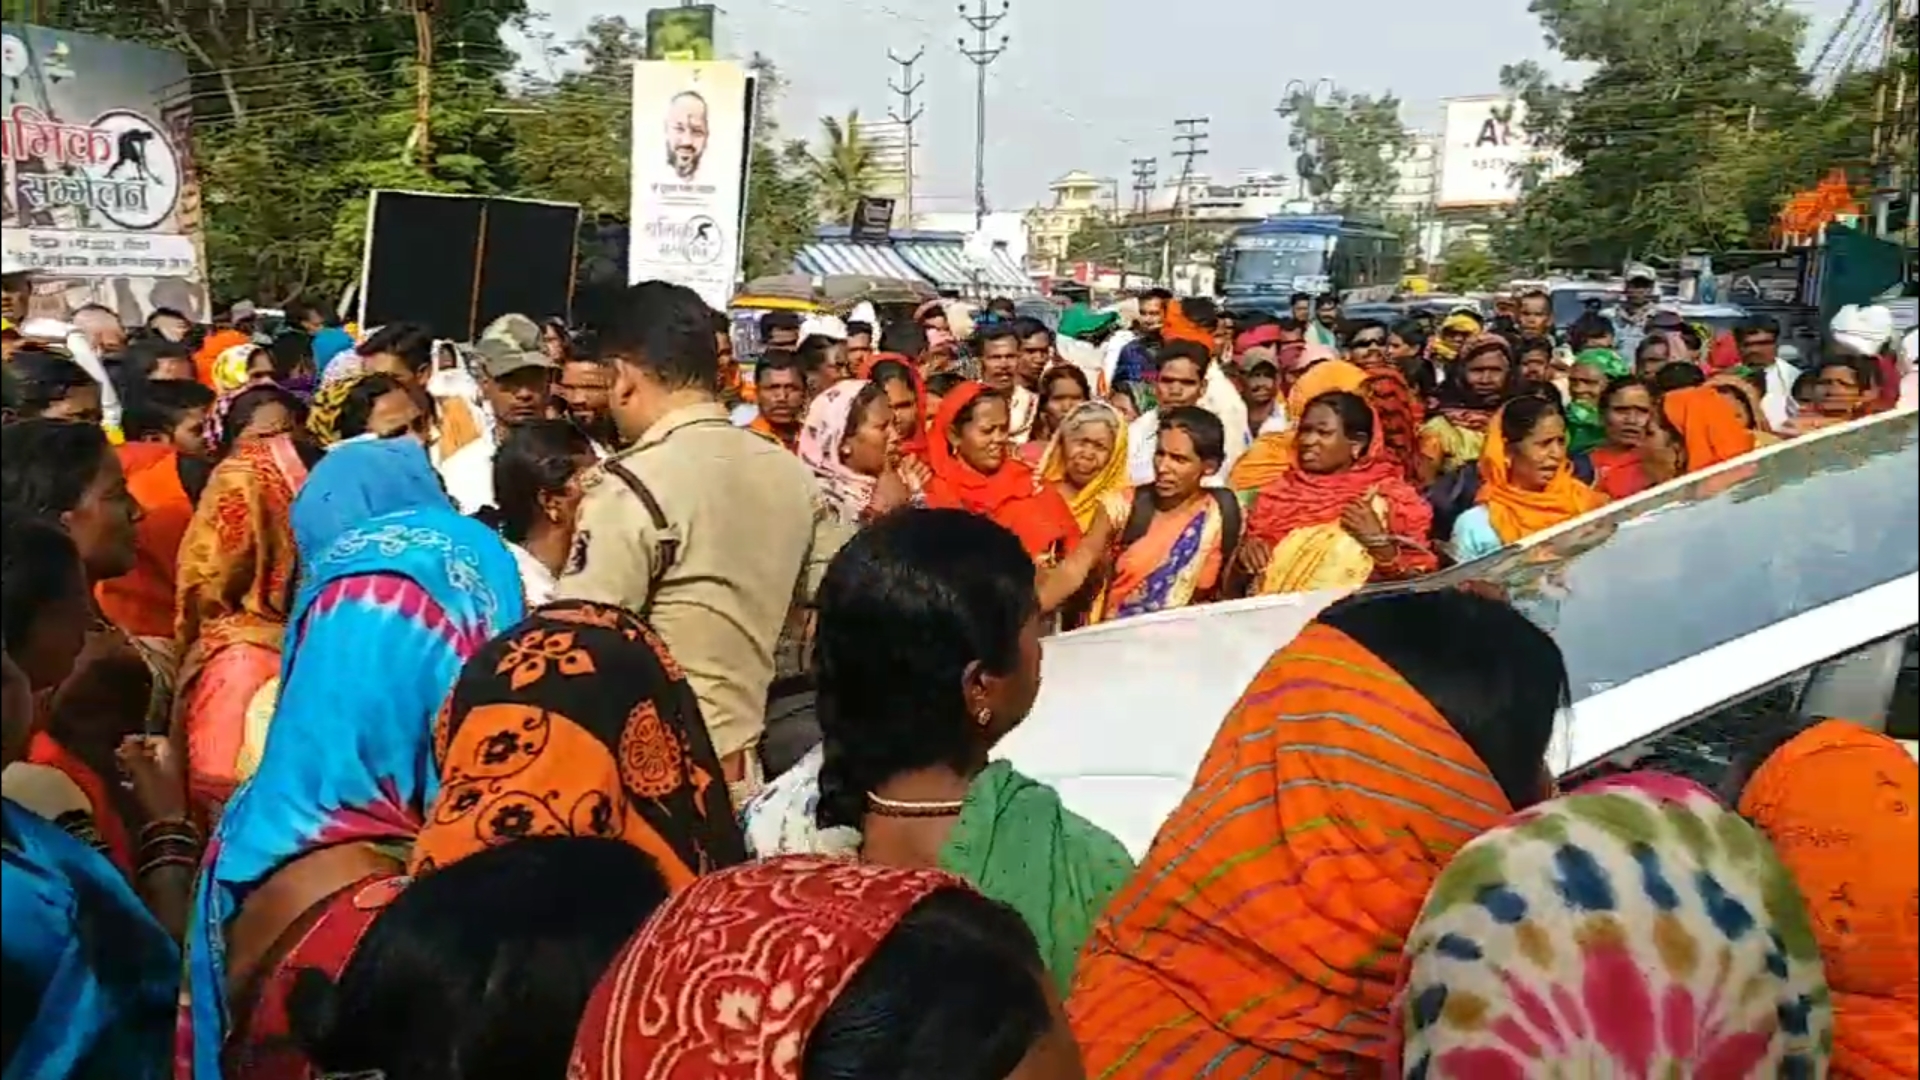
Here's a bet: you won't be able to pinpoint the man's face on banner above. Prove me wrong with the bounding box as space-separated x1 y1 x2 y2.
665 92 710 180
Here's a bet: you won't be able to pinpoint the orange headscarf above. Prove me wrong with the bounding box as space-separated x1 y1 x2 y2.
1226 357 1368 491
1663 384 1757 472
412 601 746 885
193 328 251 389
1475 401 1609 544
921 380 1081 557
94 442 194 640
1161 299 1215 353
1707 372 1782 445
1067 623 1512 1076
1738 720 1918 1080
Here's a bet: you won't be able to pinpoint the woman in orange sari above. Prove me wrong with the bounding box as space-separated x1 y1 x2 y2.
1662 383 1757 473
923 381 1112 613
1067 589 1566 1077
1708 372 1782 448
1225 352 1367 494
1238 389 1435 594
1449 395 1609 562
1730 720 1918 1080
171 434 314 816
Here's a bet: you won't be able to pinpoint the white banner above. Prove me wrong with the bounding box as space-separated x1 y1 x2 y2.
627 59 749 309
1436 96 1561 210
2 227 197 277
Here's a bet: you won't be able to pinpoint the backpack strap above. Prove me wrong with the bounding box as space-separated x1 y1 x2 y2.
1117 487 1159 550
1207 486 1244 566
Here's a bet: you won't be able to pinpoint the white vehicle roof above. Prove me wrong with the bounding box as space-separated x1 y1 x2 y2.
1000 408 1919 858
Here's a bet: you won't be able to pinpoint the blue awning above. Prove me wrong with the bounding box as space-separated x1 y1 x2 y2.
895 241 1038 298
792 240 928 283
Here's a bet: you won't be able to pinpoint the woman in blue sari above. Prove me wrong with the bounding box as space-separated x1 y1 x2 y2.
180 437 526 1080
4 643 178 1080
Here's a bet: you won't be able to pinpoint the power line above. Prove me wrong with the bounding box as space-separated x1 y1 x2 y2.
886 47 926 227
956 0 1009 227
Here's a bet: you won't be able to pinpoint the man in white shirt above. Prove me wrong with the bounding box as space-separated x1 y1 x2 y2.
437 336 557 513
1731 314 1800 433
975 321 1039 440
1127 339 1242 486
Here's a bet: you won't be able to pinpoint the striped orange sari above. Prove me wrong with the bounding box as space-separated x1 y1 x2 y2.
1066 623 1512 1077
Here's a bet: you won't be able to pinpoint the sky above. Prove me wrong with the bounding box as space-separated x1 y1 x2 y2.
519 0 1858 215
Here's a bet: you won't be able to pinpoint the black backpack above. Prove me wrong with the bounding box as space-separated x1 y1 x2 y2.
1116 486 1244 567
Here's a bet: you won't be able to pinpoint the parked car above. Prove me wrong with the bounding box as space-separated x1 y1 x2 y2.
999 408 1919 856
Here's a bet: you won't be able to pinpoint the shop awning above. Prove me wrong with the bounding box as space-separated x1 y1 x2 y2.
895 241 1040 299
792 240 927 283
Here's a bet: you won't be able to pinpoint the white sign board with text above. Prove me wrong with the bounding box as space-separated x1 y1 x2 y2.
1436 96 1560 210
627 59 750 309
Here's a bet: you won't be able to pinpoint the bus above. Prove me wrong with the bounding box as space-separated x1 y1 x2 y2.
1215 215 1404 312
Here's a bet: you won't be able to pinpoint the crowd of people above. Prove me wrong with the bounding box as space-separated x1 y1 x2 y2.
0 271 1915 1080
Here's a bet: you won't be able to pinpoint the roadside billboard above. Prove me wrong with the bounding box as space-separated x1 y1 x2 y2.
1435 95 1557 211
0 23 207 322
627 58 749 309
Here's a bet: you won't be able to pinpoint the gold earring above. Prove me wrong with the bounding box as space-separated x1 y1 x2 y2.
974 705 992 727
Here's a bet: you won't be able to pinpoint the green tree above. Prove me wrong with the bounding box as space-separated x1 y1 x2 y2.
739 54 820 280
1496 0 1887 266
504 16 645 217
1436 239 1505 292
1064 217 1127 265
806 111 878 225
1283 87 1411 214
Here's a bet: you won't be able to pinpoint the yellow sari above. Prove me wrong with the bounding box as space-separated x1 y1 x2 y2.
1038 402 1133 623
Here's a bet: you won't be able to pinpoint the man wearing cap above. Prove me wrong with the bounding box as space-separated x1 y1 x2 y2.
437 334 557 513
1230 323 1290 440
1605 266 1660 360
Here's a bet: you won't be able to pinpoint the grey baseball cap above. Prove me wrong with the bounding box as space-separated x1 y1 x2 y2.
480 312 542 352
474 336 554 379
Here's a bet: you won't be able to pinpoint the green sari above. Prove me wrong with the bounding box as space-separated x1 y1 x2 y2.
939 760 1136 992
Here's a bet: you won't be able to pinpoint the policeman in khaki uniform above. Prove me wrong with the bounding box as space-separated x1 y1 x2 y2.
555 282 851 806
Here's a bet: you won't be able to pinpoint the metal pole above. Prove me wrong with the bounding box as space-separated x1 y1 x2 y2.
1171 117 1210 287
957 0 1010 228
887 48 926 228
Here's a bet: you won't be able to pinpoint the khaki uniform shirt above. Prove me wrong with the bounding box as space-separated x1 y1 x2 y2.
555 402 851 765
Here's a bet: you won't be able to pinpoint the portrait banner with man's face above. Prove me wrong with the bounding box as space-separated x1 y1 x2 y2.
627 59 748 309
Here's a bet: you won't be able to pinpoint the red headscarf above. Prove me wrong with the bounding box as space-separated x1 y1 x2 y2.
1245 392 1432 545
569 857 964 1080
921 381 1081 557
1359 369 1426 484
1663 385 1756 473
857 351 929 459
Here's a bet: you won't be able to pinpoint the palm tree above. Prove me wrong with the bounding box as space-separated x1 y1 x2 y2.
807 110 878 225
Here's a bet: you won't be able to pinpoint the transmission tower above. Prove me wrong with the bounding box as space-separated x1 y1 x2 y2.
887 48 926 227
1170 118 1210 280
957 0 1010 226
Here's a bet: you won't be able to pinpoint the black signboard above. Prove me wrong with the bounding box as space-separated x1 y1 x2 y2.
849 196 895 244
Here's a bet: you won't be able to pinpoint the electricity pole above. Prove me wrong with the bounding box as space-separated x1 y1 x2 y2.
1129 156 1158 214
1126 157 1156 282
887 48 926 228
957 0 1010 227
1169 118 1209 285
409 0 437 168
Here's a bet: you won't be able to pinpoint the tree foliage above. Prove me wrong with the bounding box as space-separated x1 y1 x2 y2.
1494 0 1890 270
1436 239 1504 292
1283 87 1412 215
805 111 878 226
10 2 824 306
